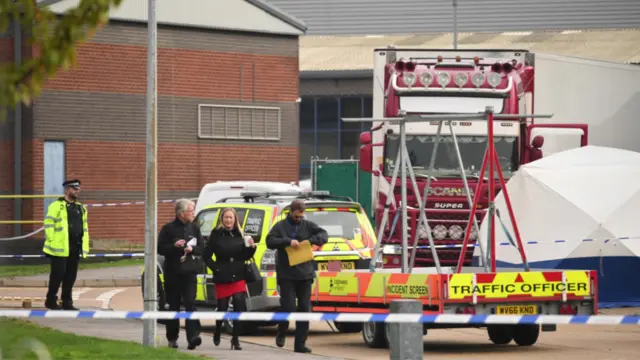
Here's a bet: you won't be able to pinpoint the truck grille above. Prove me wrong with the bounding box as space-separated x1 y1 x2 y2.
379 208 486 266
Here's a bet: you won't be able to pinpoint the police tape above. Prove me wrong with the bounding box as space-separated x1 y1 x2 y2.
82 198 197 209
0 198 197 242
0 310 638 325
384 235 640 251
0 253 145 259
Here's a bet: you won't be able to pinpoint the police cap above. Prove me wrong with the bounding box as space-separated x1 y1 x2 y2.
63 179 81 189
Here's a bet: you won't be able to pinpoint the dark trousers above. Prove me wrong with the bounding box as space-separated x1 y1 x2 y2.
215 291 247 338
277 278 313 348
165 272 201 342
46 252 80 304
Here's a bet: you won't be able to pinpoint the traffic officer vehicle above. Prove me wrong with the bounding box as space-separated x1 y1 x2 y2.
141 190 378 334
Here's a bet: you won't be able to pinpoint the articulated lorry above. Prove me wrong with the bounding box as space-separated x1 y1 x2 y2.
318 48 640 268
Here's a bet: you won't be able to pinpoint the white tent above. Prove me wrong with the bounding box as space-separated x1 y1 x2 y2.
475 145 640 307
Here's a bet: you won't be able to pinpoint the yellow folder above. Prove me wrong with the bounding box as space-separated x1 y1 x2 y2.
285 240 314 266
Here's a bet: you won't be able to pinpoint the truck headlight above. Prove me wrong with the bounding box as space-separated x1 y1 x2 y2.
382 244 402 255
449 225 464 240
402 72 417 87
487 72 502 88
433 225 448 239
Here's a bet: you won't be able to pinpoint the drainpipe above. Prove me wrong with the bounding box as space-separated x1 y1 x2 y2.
13 16 22 237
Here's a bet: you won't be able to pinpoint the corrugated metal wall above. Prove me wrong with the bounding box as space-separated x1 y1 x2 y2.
268 0 640 35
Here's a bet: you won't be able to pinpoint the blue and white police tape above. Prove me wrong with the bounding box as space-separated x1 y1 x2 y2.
0 310 639 325
0 253 145 259
383 235 640 251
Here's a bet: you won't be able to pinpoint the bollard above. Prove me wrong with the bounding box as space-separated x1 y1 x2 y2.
388 300 423 360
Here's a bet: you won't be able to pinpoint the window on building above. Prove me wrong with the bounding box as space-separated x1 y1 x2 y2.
340 97 362 132
317 131 339 159
363 96 373 117
300 97 315 130
316 97 339 130
300 131 315 164
198 104 281 140
340 97 364 159
297 95 374 180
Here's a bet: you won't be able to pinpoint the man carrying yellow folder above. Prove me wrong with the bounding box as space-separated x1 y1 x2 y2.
266 199 328 354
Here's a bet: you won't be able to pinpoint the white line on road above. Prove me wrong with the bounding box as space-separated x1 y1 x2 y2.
72 288 91 300
96 288 126 309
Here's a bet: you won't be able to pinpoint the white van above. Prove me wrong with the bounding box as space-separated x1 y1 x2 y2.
194 180 303 215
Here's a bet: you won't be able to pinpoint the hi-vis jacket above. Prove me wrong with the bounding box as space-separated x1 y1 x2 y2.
43 198 90 258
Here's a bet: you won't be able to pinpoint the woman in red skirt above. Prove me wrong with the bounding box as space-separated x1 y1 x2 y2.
203 207 257 350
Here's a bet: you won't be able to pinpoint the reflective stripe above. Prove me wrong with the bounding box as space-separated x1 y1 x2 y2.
54 228 64 232
83 228 88 232
43 245 65 253
45 216 62 222
44 225 54 229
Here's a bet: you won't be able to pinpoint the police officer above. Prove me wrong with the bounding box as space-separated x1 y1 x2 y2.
43 179 89 310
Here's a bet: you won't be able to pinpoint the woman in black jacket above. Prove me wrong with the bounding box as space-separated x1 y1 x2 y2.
203 207 257 350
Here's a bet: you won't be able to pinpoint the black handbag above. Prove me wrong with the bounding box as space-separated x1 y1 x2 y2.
244 257 262 283
179 253 203 274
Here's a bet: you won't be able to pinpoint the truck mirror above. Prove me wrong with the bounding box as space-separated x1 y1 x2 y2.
359 144 373 172
359 131 372 145
531 135 544 148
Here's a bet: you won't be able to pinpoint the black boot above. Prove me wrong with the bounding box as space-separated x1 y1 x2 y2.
275 330 286 347
230 336 242 350
45 299 61 310
62 302 79 311
187 336 201 350
213 321 222 346
294 345 312 353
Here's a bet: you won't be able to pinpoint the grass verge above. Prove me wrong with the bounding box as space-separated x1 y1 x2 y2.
0 259 144 278
0 318 206 359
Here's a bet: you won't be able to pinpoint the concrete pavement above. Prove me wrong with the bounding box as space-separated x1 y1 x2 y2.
0 265 142 288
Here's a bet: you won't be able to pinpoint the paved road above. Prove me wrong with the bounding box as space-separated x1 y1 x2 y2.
3 286 639 360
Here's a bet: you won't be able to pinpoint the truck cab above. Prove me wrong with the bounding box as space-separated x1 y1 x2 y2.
358 48 589 268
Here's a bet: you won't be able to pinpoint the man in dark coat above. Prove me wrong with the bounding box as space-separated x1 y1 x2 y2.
157 198 203 350
266 199 328 353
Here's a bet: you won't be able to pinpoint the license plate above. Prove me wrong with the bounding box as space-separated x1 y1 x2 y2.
496 305 538 315
318 261 355 271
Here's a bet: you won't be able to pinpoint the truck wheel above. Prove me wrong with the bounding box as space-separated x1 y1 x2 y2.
487 325 513 345
334 321 363 333
512 324 540 346
362 322 388 348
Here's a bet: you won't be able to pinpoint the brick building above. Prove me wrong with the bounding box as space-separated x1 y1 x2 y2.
0 0 306 248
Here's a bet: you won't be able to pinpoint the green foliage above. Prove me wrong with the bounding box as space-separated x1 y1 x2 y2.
0 0 123 122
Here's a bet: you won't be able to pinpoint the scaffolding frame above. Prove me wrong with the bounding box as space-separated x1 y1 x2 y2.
342 106 553 274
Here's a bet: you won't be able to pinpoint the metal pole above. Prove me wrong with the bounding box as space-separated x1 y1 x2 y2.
409 121 443 272
486 107 497 272
404 148 441 274
448 121 487 271
453 0 458 49
143 0 158 348
13 16 22 237
369 149 402 272
399 121 408 273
